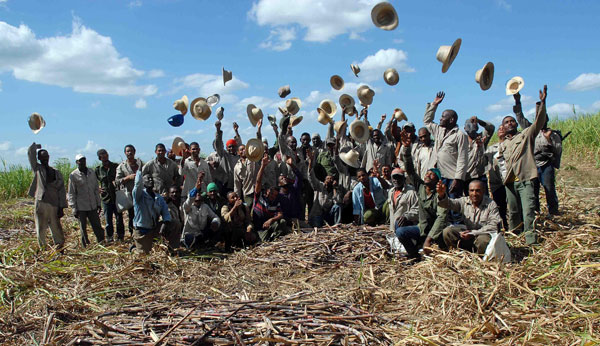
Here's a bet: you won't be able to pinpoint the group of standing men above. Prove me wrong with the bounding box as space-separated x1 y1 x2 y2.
28 85 562 259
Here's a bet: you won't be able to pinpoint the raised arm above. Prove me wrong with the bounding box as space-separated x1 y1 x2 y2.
478 118 495 147
512 92 532 129
528 85 548 138
454 131 469 181
424 91 445 128
307 150 324 192
400 132 423 189
27 142 40 171
377 114 386 131
436 181 463 212
214 121 226 156
254 153 269 195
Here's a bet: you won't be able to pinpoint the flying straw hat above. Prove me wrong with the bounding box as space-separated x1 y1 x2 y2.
371 2 398 31
173 95 189 115
357 85 375 106
505 76 525 95
246 104 264 127
393 108 407 121
285 97 302 115
475 62 495 91
330 75 345 90
383 68 399 86
171 137 187 157
190 97 212 120
436 38 462 73
340 148 361 168
350 64 361 77
222 67 232 86
349 119 370 144
246 138 265 162
339 94 356 114
289 115 303 127
28 113 46 134
206 94 220 107
278 85 291 98
334 120 348 135
317 99 337 125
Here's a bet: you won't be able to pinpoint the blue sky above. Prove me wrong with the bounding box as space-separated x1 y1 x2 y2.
1 0 599 166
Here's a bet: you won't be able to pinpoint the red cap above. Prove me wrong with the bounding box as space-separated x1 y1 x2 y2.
226 139 237 147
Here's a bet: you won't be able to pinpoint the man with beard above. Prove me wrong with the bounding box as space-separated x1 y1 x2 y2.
214 121 243 195
500 85 548 244
96 149 123 242
307 150 343 227
27 142 67 249
439 180 502 254
116 144 143 236
234 119 263 206
142 143 180 195
180 141 212 198
397 131 449 260
387 168 419 236
161 185 183 249
423 91 468 223
352 162 389 226
132 171 171 254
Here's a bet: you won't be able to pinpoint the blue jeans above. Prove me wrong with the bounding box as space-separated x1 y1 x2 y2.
395 225 424 258
309 204 342 227
103 201 125 240
441 177 464 225
535 163 559 215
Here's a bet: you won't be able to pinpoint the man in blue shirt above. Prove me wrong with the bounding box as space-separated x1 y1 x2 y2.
132 171 171 254
352 163 389 225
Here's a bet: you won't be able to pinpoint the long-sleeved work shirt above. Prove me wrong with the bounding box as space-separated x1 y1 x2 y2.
234 158 261 199
95 161 119 204
132 171 171 230
68 168 102 212
308 167 343 220
466 120 495 180
115 158 143 193
142 157 180 195
182 188 221 237
180 157 212 197
27 143 67 208
214 130 241 190
361 139 395 173
387 186 419 233
438 195 501 235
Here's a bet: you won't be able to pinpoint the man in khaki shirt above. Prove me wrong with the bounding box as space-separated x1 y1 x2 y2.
234 119 263 206
499 85 548 244
142 143 180 195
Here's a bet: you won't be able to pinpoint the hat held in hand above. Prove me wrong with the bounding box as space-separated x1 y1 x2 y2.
349 119 370 144
339 94 355 114
475 62 494 91
436 38 462 73
285 97 302 115
171 137 187 157
371 2 398 31
28 112 46 134
317 99 337 125
173 95 189 115
340 148 361 168
505 76 524 95
393 108 407 121
246 138 265 162
247 104 264 127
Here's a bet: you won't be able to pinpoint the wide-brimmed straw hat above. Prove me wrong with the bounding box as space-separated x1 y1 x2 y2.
222 67 232 86
436 38 462 73
285 97 302 115
171 137 186 157
190 97 212 120
383 68 399 86
173 95 189 115
505 76 525 95
28 113 46 134
246 104 264 127
330 75 344 90
357 85 375 106
278 85 291 98
246 138 265 162
317 99 337 125
350 64 361 77
371 2 398 31
475 62 494 91
339 94 355 114
334 120 348 135
393 108 407 121
340 148 361 168
349 119 370 144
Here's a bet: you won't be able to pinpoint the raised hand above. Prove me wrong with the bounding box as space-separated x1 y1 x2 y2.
215 120 221 130
433 91 445 106
436 180 446 198
539 85 547 103
513 92 521 104
381 114 386 122
233 122 239 133
400 130 412 148
261 153 270 167
257 118 263 128
470 116 478 124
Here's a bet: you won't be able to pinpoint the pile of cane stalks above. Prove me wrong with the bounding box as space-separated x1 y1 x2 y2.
1 186 599 345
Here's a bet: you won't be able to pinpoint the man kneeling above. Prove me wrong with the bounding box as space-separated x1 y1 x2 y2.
437 180 501 254
181 175 221 249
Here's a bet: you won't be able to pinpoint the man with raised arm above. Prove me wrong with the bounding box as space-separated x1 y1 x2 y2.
464 116 495 193
180 141 212 198
253 153 288 242
307 149 343 227
234 119 263 206
132 170 171 254
213 121 242 195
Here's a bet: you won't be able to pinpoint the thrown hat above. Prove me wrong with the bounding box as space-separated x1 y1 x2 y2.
475 62 494 91
349 119 370 144
247 104 264 127
222 67 232 86
350 64 361 77
289 115 303 127
330 75 344 90
393 108 407 121
173 95 189 115
339 148 360 168
371 2 398 31
216 106 224 120
285 97 302 115
357 85 375 106
206 152 219 162
246 138 265 162
383 68 399 86
436 38 462 73
334 120 348 135
206 94 220 107
428 168 442 180
168 113 184 127
317 99 337 125
190 97 212 120
75 153 86 161
28 112 46 134
505 76 525 95
391 167 405 178
172 137 186 157
278 85 291 98
339 94 356 114
207 182 219 192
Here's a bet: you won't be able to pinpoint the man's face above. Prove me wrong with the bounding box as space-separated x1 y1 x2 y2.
228 192 239 205
382 166 391 179
143 175 154 190
357 171 368 185
98 152 109 163
423 170 438 187
287 136 297 151
468 181 484 206
238 145 246 158
190 144 200 158
392 174 405 189
38 150 49 166
502 116 518 135
312 137 321 147
324 175 334 188
227 142 236 155
155 146 166 159
125 147 136 159
266 188 279 202
440 110 455 128
300 135 311 147
497 125 506 140
327 142 335 153
77 158 87 170
169 187 181 203
418 129 431 146
372 130 382 145
278 175 289 187
193 193 203 206
207 189 216 200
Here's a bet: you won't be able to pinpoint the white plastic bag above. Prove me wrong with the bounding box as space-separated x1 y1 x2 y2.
483 232 511 263
386 233 407 255
115 189 133 213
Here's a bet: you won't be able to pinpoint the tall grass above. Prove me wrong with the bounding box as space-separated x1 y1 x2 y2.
0 157 75 200
547 112 600 163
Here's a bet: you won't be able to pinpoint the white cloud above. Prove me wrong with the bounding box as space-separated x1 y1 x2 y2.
172 73 249 105
259 27 296 51
78 140 100 154
590 100 600 111
234 95 284 115
135 98 147 109
494 0 511 11
128 0 142 8
15 146 28 156
486 95 533 113
0 19 157 96
0 141 11 151
183 129 205 135
159 134 181 141
353 48 415 82
147 69 165 78
91 101 100 108
566 73 600 92
249 0 378 49
546 103 580 119
392 38 404 44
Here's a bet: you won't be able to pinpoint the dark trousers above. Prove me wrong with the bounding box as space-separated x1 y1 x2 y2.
78 210 105 247
535 163 559 215
441 177 464 225
103 201 125 240
491 187 508 231
395 225 424 258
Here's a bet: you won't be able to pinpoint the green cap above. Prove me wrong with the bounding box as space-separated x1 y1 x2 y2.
207 182 219 192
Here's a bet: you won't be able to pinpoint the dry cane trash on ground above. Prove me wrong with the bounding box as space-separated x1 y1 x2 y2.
0 182 599 345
